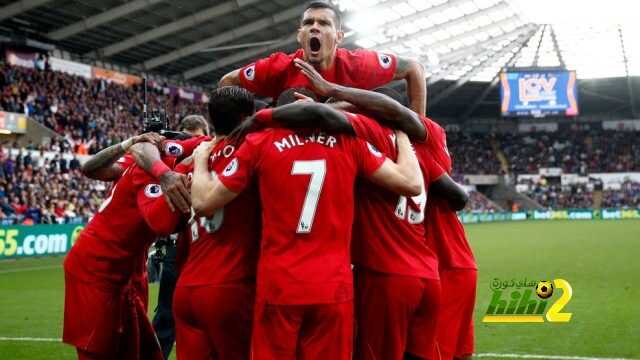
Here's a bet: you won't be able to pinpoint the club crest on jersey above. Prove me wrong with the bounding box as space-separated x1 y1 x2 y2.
223 158 239 177
378 53 392 69
367 142 383 158
244 65 256 81
144 184 163 198
164 142 184 156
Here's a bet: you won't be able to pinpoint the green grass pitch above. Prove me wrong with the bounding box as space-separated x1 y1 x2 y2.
1 220 639 359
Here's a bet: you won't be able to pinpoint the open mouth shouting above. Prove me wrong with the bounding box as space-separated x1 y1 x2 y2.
309 37 322 56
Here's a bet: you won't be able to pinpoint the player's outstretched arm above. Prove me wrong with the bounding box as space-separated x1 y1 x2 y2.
430 174 470 211
394 56 426 116
294 58 426 140
129 142 191 213
228 103 355 142
368 131 423 196
80 132 164 181
272 102 356 134
218 69 242 87
191 141 239 217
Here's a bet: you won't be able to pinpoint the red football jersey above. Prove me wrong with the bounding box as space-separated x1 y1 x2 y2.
66 161 180 284
175 140 261 287
419 116 477 270
218 129 385 305
238 48 397 99
419 116 452 174
348 113 441 280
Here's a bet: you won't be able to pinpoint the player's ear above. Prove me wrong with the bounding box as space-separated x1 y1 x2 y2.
297 28 303 46
336 30 344 45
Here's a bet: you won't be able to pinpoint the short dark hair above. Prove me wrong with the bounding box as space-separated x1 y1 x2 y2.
374 87 408 107
179 115 209 135
302 1 341 30
208 86 255 135
277 87 318 107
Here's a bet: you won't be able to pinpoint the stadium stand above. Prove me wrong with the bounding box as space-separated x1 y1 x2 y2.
0 145 103 225
499 129 640 174
464 190 502 212
1 57 639 224
0 62 206 154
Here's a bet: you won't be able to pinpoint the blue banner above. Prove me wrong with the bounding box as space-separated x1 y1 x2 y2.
500 70 578 117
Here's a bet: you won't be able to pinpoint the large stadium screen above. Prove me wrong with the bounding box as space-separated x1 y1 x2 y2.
500 70 579 117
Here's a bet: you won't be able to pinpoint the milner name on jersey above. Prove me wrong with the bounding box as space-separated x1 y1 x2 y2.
274 132 338 152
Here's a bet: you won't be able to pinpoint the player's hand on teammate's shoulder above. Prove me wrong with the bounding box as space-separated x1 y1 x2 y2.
120 132 165 153
193 139 217 163
133 132 165 147
160 171 191 214
294 58 337 97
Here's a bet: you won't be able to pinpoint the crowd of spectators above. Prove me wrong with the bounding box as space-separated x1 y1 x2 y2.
603 180 640 208
0 143 107 225
519 177 640 209
447 132 501 176
521 178 594 209
0 62 206 155
464 190 501 212
499 129 639 175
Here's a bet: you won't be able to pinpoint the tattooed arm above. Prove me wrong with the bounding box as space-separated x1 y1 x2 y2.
81 132 164 181
129 141 191 214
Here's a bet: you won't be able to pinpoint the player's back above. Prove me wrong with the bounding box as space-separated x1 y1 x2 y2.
223 128 383 305
66 167 159 284
347 113 438 279
418 115 476 269
178 140 260 287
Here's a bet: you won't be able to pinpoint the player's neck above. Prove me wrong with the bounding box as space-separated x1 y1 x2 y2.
312 50 337 71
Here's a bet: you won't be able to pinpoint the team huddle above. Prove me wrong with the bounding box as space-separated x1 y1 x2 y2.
62 2 478 360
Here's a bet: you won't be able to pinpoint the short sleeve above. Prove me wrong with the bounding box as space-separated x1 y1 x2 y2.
137 183 183 236
216 134 260 194
164 135 211 159
350 138 386 177
353 49 397 89
422 152 446 185
345 112 395 158
238 52 291 97
418 115 452 173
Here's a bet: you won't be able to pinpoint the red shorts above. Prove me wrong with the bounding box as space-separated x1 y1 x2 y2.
436 269 477 360
355 268 441 360
173 281 255 360
63 270 161 359
251 300 353 360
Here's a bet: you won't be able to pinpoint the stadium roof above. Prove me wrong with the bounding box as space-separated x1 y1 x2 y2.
0 0 637 90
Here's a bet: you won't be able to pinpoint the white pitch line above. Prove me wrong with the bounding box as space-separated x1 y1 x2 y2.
0 338 636 360
0 265 60 275
0 337 60 342
476 353 638 360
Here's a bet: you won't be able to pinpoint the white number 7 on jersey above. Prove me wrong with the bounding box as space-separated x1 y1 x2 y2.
291 160 326 233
